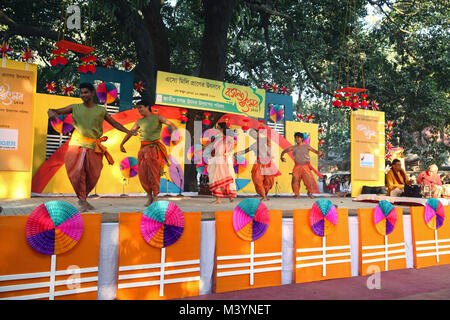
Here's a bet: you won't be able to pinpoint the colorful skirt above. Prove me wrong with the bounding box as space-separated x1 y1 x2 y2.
208 155 237 198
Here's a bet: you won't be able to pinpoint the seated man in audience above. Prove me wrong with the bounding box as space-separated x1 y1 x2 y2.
386 159 413 196
417 164 443 197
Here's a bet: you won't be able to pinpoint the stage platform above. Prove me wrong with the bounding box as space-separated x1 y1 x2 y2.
2 194 395 222
354 194 449 207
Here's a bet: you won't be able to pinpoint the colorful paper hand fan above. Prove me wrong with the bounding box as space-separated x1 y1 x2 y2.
302 133 310 145
374 200 397 236
141 201 185 248
120 157 138 178
187 144 203 164
161 126 181 147
270 104 284 123
168 156 183 190
233 198 270 241
201 129 218 145
96 82 118 104
234 155 247 174
26 201 83 255
309 199 338 237
50 114 73 134
424 198 445 230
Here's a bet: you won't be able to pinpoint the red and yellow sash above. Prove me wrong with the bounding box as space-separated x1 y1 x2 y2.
295 161 323 179
141 140 170 170
71 130 114 165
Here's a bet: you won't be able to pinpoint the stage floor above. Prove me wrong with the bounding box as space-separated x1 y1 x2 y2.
1 194 407 222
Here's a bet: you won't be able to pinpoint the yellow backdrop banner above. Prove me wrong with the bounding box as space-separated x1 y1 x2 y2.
351 110 385 196
0 68 34 171
155 71 265 118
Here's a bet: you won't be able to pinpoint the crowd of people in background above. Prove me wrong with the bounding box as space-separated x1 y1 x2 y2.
319 174 351 197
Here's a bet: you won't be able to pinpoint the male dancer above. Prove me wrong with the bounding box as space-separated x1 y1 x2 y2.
48 82 136 211
280 132 323 199
120 101 176 206
237 128 281 201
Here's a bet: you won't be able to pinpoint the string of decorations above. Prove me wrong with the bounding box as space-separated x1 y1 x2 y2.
202 112 211 128
332 91 380 111
78 55 97 74
293 111 316 123
385 120 395 161
260 82 290 95
318 127 325 146
179 109 188 124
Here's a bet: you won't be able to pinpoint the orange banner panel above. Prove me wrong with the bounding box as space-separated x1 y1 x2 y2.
214 210 282 293
358 208 406 275
117 212 201 300
0 214 101 300
293 209 351 283
410 206 450 269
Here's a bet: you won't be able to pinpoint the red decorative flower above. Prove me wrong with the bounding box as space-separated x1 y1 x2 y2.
261 82 269 90
104 57 114 69
386 120 394 131
280 86 289 95
306 114 315 122
21 47 35 63
270 83 279 93
318 139 325 146
151 106 159 115
62 83 74 96
386 141 393 151
122 60 133 71
318 128 324 135
134 81 144 93
0 42 13 58
45 82 56 94
297 113 305 121
371 100 379 111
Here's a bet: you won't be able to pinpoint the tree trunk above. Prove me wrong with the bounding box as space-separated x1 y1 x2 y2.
113 3 156 104
198 0 238 81
143 0 171 72
183 0 238 193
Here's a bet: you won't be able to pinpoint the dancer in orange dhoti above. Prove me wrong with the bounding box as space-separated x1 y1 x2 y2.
120 101 177 206
280 132 324 199
237 128 281 201
48 83 136 211
205 122 237 204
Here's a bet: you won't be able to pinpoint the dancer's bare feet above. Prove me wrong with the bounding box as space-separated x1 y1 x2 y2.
144 196 153 207
212 198 222 204
229 197 234 203
153 196 159 203
261 196 269 201
307 192 314 199
78 200 91 212
294 195 300 199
